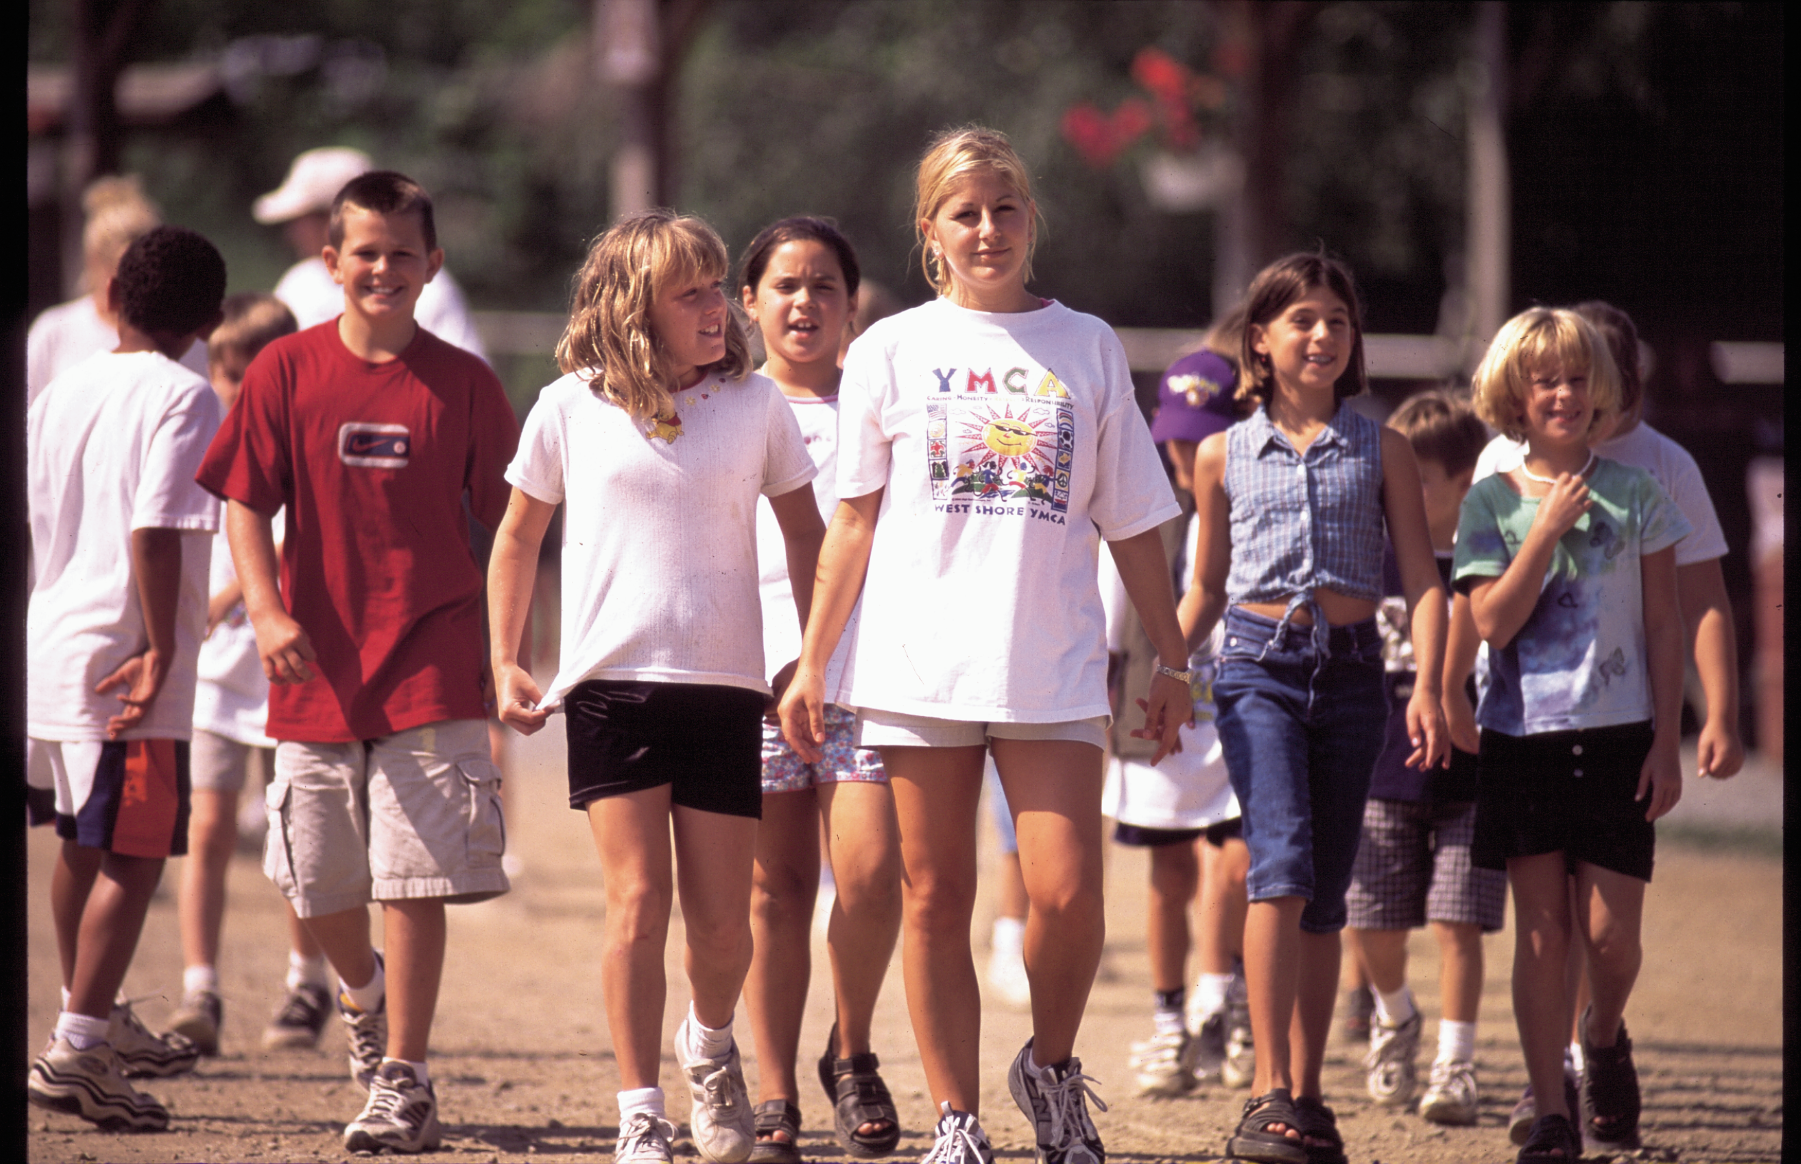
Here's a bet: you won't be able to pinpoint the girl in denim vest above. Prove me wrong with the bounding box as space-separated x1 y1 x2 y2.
1178 253 1448 1164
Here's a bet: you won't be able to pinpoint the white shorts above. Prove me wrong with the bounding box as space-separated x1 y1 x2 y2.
265 719 509 916
854 707 1109 751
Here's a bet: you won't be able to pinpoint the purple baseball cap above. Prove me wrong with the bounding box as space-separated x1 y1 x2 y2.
1150 348 1238 443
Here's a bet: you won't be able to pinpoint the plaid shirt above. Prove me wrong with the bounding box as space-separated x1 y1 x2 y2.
1223 404 1385 607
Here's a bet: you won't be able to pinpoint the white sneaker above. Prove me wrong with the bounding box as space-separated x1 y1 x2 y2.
921 1102 994 1164
675 1017 755 1163
1418 1058 1479 1125
28 1036 170 1131
1007 1039 1107 1164
1366 1010 1423 1107
109 999 200 1078
1128 1026 1194 1097
343 1060 442 1154
337 986 389 1091
615 1110 678 1164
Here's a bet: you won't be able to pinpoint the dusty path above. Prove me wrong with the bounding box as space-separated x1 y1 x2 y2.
25 723 1782 1163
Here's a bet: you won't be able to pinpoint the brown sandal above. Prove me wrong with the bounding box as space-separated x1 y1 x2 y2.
749 1099 802 1164
817 1023 901 1157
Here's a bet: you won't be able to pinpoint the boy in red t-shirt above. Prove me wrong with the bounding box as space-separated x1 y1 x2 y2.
197 170 518 1155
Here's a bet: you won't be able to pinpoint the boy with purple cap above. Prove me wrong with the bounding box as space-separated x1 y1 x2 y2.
1111 325 1258 1096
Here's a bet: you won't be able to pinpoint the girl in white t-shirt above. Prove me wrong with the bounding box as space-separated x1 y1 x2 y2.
778 126 1192 1164
488 210 826 1164
736 217 903 1163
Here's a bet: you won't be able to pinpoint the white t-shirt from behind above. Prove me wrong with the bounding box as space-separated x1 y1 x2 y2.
27 295 209 408
273 257 489 361
836 297 1181 722
755 391 861 703
28 350 222 740
508 370 816 711
192 508 284 748
1473 423 1727 566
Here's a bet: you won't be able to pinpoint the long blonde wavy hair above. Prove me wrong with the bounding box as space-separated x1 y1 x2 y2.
556 209 751 422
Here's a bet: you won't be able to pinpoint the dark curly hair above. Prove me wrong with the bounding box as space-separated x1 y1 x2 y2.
113 225 227 337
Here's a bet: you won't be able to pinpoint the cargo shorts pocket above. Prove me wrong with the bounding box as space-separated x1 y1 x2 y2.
262 767 298 898
457 756 506 869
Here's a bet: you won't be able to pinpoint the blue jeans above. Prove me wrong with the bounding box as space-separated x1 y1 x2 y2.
1213 606 1387 933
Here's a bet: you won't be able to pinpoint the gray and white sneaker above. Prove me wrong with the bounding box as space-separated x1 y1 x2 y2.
1418 1058 1479 1125
1188 1010 1228 1085
168 988 223 1057
615 1111 678 1164
28 1036 170 1131
337 987 389 1091
1008 1039 1108 1164
674 1017 755 1163
264 982 333 1050
343 1059 442 1154
921 1102 994 1164
1365 1010 1423 1107
1218 974 1255 1090
1128 1027 1194 1097
110 999 200 1078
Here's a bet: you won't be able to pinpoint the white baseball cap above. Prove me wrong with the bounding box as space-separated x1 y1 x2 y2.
253 147 374 224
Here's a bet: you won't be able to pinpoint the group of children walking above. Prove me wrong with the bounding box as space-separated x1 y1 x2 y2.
26 124 1740 1164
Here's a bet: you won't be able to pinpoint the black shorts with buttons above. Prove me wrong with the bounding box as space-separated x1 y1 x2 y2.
1472 721 1656 881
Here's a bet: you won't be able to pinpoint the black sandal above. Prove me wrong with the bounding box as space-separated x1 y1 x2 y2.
817 1023 901 1157
1580 1005 1642 1149
1517 1112 1582 1163
749 1099 803 1164
1224 1088 1309 1164
1291 1095 1347 1164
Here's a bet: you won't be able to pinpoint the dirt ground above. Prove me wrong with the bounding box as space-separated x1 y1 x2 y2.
24 724 1783 1164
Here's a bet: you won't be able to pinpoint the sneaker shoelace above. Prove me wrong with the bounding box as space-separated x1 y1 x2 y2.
619 1111 677 1156
924 1107 989 1164
361 1073 415 1125
697 1061 740 1110
1042 1063 1108 1145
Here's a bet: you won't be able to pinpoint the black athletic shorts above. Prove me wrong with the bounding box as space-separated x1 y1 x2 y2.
1473 721 1656 882
564 680 765 818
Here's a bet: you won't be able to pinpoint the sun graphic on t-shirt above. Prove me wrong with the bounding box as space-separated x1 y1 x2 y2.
958 405 1056 479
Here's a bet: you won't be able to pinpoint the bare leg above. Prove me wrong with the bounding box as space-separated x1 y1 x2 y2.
1572 862 1646 1050
1507 852 1574 1121
179 789 239 972
673 804 758 1026
819 780 902 1057
380 899 446 1062
746 788 819 1105
59 844 166 1019
1196 836 1249 975
1431 921 1484 1025
287 901 325 960
301 907 378 997
1289 929 1341 1101
882 745 986 1114
992 737 1107 1068
1242 896 1305 1143
1350 927 1408 995
1146 842 1199 993
586 786 675 1091
52 842 104 992
995 851 1028 923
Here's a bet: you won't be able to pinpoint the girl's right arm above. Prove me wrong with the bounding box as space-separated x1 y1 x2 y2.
778 489 881 762
1468 472 1590 648
1441 591 1482 753
1176 431 1231 649
488 486 556 735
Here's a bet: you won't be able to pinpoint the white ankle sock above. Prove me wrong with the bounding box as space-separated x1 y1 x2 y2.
55 1010 111 1050
618 1086 666 1121
1374 985 1417 1026
339 956 386 1014
1195 972 1234 1019
1436 1019 1476 1064
383 1056 429 1087
184 964 219 996
991 916 1025 957
685 1003 733 1060
1567 1041 1584 1075
288 951 329 992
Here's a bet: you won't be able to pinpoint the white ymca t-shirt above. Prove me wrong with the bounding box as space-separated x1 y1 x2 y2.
192 508 284 747
273 257 489 361
508 370 816 710
755 391 862 701
835 297 1181 722
28 351 222 740
1473 423 1728 566
27 295 209 408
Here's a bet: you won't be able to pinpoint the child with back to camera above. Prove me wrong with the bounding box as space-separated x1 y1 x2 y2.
487 209 827 1164
780 125 1192 1164
736 215 904 1163
1341 389 1507 1127
199 170 518 1155
26 225 227 1131
1179 252 1449 1164
1456 308 1688 1164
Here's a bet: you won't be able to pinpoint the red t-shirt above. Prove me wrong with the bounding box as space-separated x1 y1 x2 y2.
197 321 518 742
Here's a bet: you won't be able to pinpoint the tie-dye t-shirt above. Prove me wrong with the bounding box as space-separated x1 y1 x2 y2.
1452 458 1690 736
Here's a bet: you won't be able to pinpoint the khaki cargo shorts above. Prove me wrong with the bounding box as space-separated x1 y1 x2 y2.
266 718 509 916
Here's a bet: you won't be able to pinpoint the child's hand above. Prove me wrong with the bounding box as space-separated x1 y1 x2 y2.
778 666 827 764
95 646 170 739
494 662 550 735
1404 684 1449 770
1530 471 1592 539
1443 686 1480 754
766 659 800 723
250 608 317 684
1695 719 1745 780
1132 672 1195 765
1637 739 1683 821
